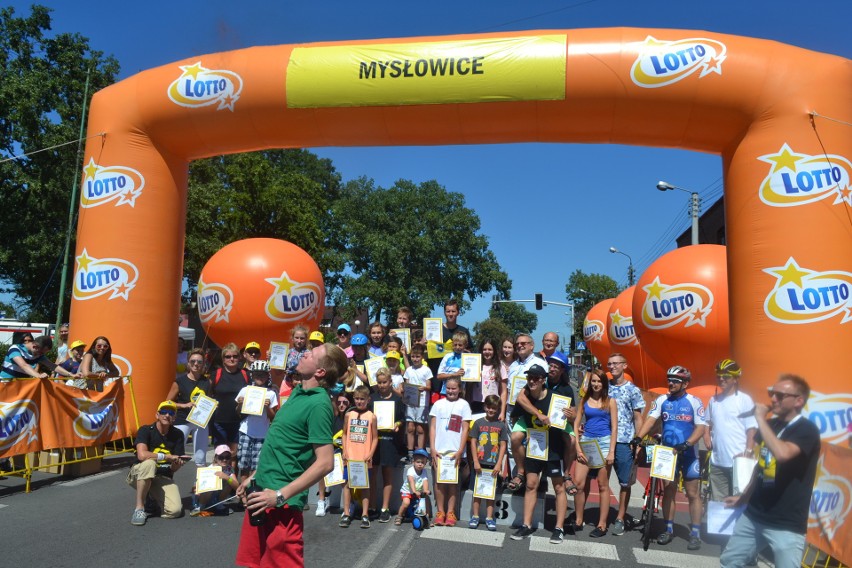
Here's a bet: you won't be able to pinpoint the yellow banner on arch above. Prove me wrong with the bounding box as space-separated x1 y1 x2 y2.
286 35 567 108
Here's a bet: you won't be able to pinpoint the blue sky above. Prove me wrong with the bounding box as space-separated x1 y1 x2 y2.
6 0 849 341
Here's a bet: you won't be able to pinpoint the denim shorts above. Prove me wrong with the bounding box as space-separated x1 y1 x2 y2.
613 442 634 487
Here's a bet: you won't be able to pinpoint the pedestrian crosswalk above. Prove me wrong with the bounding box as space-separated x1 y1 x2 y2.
418 526 723 565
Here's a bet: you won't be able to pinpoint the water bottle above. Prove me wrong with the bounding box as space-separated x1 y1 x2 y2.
246 480 268 526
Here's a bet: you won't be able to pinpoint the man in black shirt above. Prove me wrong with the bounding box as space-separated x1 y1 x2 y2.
720 374 820 568
126 400 189 526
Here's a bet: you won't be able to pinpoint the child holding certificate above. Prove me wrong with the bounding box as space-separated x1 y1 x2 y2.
403 344 432 463
468 395 509 531
193 445 239 516
429 377 471 527
370 369 406 523
340 385 377 529
572 370 618 538
384 350 406 396
235 360 279 483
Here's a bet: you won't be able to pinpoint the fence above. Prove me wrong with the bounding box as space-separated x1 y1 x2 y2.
0 376 140 492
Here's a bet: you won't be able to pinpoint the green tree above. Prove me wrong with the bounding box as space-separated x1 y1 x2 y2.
332 177 510 321
565 269 621 337
472 318 513 347
183 149 344 300
489 301 537 336
0 5 119 321
0 300 17 319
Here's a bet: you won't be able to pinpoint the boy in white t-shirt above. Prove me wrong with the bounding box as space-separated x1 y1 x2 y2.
235 360 279 482
429 377 471 527
395 449 431 525
403 344 432 463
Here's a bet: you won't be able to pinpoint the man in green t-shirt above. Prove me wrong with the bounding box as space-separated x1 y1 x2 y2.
236 342 349 568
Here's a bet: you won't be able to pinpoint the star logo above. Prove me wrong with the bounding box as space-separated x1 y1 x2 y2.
266 271 297 296
76 249 93 271
643 277 665 300
768 258 811 288
759 143 806 173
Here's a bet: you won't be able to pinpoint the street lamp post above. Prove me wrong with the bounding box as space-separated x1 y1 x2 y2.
657 180 700 245
609 246 635 286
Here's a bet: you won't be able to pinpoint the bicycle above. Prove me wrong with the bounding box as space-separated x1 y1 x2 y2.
632 436 665 551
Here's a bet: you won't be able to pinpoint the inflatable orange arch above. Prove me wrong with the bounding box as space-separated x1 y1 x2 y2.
71 28 852 423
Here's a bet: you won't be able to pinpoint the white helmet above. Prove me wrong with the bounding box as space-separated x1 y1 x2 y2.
249 360 270 373
666 365 691 382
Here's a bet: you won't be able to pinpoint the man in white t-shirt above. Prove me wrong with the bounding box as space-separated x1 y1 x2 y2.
505 334 549 491
702 359 757 501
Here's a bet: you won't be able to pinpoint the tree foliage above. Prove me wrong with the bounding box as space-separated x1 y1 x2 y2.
472 318 513 348
184 149 344 299
0 5 119 320
565 269 622 337
331 177 510 321
491 301 537 336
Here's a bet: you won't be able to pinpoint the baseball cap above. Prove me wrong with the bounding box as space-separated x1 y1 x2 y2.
546 351 569 368
70 339 86 350
157 400 177 413
245 341 261 351
309 331 325 342
214 444 231 456
412 449 430 459
337 323 352 333
386 350 402 360
524 364 548 377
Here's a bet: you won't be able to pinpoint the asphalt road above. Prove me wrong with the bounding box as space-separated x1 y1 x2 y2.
0 451 755 568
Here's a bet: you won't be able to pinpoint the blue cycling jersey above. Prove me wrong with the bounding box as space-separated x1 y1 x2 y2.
647 391 707 447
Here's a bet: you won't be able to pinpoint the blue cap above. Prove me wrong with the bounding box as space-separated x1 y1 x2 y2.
546 351 569 368
337 323 351 333
351 333 368 346
412 449 430 459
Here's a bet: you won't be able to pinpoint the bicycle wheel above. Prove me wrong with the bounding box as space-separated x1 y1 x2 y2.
642 476 657 551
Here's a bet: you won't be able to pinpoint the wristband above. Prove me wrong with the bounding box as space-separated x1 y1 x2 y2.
157 452 165 461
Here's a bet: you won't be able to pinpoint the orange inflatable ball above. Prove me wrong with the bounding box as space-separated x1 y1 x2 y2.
197 238 325 350
607 286 667 390
632 245 730 387
583 298 614 366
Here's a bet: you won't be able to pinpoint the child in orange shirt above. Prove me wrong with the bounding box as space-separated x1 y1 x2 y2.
340 385 377 529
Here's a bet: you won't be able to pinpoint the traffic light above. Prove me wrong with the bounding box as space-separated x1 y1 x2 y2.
570 334 577 351
535 293 543 310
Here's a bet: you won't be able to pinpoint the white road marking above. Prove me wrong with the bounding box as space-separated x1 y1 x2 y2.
353 524 402 568
419 526 505 547
632 547 719 568
529 535 620 560
59 470 121 486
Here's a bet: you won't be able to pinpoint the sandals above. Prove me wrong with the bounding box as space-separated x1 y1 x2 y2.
564 475 579 496
394 515 403 526
506 474 526 491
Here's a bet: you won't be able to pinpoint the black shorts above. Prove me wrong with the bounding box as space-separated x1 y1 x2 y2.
524 459 563 478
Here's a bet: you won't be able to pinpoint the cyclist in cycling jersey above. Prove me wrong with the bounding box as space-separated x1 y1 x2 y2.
633 366 706 551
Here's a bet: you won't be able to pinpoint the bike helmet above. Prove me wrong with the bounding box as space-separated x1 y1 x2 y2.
666 365 691 382
249 359 270 373
351 333 368 346
715 358 742 378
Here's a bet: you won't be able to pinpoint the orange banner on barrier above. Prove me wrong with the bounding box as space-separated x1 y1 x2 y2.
0 379 42 457
808 443 852 565
0 379 136 458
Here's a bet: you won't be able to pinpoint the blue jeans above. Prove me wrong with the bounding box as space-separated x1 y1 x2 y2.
720 512 805 568
613 443 634 487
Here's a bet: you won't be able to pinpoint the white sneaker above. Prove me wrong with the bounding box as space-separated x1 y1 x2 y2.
315 498 328 517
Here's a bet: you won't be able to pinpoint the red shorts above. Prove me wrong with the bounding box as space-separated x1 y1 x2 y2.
236 506 304 568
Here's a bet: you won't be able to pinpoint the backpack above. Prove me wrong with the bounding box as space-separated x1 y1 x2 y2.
212 367 250 392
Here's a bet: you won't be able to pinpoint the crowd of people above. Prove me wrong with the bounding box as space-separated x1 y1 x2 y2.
2 306 818 568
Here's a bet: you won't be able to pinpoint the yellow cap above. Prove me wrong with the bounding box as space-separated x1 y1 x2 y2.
309 331 325 342
157 400 177 413
385 350 401 360
245 341 261 351
70 340 87 350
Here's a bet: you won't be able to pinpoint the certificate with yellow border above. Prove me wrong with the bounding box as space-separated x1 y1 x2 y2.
650 445 677 481
324 454 346 487
348 460 369 488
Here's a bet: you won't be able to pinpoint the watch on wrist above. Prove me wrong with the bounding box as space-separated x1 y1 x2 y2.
275 489 285 507
685 440 693 447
